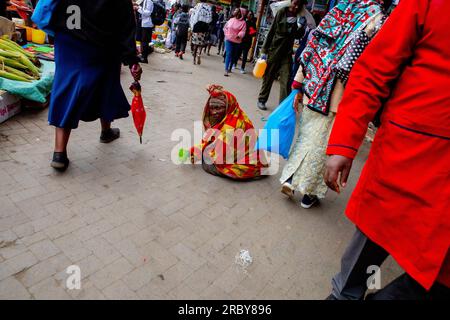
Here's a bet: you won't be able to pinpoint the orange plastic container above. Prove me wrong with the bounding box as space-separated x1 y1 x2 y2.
253 58 267 79
32 29 46 44
25 27 33 42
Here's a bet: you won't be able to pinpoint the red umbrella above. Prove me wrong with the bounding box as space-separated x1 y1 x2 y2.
129 81 147 144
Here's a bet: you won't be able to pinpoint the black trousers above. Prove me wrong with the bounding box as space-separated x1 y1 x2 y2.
258 57 291 104
332 229 450 300
239 41 252 70
141 27 153 59
176 33 188 53
367 273 450 300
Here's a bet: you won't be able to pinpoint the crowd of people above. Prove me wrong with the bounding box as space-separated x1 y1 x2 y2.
132 0 258 73
31 0 449 300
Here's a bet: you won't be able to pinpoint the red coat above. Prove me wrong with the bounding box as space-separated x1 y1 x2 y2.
327 0 450 290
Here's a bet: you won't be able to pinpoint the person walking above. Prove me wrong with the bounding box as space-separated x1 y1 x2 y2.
324 0 450 300
223 8 246 77
137 0 154 63
133 0 143 44
216 7 228 56
237 10 257 74
256 0 306 110
279 0 386 209
47 0 142 171
190 0 212 65
0 1 10 18
174 4 190 60
168 3 181 50
206 5 219 56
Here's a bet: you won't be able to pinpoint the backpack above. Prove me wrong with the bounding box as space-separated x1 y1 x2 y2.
196 4 212 24
151 1 166 26
176 13 190 36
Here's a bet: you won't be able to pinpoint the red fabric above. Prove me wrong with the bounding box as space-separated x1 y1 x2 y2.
327 0 450 290
292 80 302 90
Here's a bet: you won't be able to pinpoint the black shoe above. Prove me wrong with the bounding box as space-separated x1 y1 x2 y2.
51 152 70 172
301 194 319 209
139 56 148 64
100 128 120 143
257 101 267 110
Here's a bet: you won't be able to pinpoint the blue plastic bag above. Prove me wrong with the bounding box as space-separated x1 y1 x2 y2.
31 0 61 37
256 89 298 159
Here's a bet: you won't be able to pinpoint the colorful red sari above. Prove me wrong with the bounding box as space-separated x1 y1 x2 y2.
191 85 267 180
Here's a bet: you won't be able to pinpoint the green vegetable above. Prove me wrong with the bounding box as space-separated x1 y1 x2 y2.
4 66 35 81
0 69 31 82
0 56 28 70
17 53 40 77
0 49 21 59
0 38 35 59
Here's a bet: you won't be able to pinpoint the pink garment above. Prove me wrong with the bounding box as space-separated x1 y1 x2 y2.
224 16 246 44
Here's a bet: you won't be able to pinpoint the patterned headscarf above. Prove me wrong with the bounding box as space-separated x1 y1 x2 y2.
191 85 267 180
301 0 384 115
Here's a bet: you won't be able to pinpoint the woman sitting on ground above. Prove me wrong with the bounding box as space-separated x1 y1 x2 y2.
190 85 268 180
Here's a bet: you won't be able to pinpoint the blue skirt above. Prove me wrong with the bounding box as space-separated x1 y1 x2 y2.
48 32 130 129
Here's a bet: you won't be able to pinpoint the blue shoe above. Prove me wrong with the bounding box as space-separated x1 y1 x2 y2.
301 194 319 209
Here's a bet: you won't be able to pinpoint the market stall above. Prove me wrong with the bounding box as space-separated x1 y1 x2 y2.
0 2 55 124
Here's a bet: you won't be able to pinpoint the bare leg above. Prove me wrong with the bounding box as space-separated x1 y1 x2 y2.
54 127 71 153
193 45 198 64
51 127 71 171
198 46 204 64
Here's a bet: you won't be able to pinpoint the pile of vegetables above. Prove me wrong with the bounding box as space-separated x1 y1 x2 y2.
0 36 41 82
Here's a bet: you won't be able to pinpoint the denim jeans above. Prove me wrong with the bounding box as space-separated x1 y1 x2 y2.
224 40 241 72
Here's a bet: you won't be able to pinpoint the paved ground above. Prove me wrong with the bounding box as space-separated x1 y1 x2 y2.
0 50 402 300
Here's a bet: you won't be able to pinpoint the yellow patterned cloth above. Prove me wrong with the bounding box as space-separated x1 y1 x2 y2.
191 85 267 180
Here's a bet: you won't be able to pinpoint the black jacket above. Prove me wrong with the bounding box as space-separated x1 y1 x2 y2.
262 7 303 63
243 18 257 44
51 0 138 65
0 1 7 18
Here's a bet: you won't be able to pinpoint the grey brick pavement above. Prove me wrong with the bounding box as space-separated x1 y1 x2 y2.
0 51 402 299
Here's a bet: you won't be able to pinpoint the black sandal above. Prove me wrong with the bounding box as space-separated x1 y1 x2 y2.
51 152 70 172
100 128 120 143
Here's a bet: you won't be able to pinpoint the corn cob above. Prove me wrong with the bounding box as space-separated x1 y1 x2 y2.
4 66 36 81
0 49 21 59
0 56 28 69
0 37 43 81
0 70 31 82
0 38 35 59
17 53 41 77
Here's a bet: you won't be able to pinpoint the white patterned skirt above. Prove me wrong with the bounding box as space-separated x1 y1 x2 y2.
280 106 336 198
191 32 207 46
